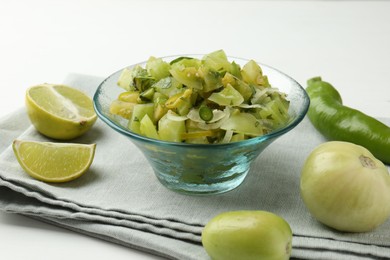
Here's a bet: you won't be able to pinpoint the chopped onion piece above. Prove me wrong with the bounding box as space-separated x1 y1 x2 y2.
187 108 203 123
251 87 281 104
166 110 188 121
209 109 228 123
221 130 233 143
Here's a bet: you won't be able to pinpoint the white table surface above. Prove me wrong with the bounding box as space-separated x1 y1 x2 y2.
0 0 389 259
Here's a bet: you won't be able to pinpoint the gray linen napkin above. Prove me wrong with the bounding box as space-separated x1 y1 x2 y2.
0 73 389 260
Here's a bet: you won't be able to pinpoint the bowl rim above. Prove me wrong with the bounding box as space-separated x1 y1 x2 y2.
93 54 310 148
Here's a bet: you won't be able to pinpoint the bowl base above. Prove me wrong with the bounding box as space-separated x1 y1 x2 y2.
154 168 249 195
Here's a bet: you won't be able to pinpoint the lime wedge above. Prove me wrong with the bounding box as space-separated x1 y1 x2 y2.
13 140 96 183
26 84 97 140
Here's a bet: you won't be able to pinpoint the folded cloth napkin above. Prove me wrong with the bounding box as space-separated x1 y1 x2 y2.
0 73 389 260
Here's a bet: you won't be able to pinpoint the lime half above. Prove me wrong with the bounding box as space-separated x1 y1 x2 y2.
13 140 96 183
26 84 97 140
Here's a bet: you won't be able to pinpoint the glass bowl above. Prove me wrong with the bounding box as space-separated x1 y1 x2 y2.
93 55 310 195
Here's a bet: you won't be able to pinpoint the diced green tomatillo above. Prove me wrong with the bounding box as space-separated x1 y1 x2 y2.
117 68 134 91
140 114 159 139
208 84 244 106
152 77 172 90
139 88 155 102
154 104 168 122
175 57 202 68
146 57 171 81
118 65 155 92
202 49 231 73
128 103 155 134
258 107 273 120
221 112 263 136
133 66 155 92
152 77 183 97
253 96 289 129
109 100 136 119
201 66 223 93
158 114 186 142
241 60 263 86
170 67 203 90
152 92 169 122
221 72 236 87
222 73 253 102
170 64 203 90
134 77 155 93
230 61 242 79
235 79 254 102
258 75 270 87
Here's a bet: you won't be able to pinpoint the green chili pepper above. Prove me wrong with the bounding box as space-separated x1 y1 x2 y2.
306 77 390 164
199 105 214 122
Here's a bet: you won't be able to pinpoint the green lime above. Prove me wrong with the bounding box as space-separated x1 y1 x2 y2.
26 84 97 140
13 139 96 183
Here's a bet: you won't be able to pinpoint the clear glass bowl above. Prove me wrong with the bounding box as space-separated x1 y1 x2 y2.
93 55 310 195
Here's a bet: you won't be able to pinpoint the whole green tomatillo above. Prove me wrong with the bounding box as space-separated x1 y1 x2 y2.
301 141 390 232
202 211 293 260
306 77 390 164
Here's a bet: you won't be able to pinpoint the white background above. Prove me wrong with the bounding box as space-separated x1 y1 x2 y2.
0 0 389 259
